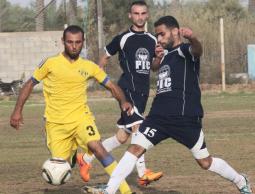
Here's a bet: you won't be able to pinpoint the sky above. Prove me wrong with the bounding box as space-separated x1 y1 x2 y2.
7 0 249 7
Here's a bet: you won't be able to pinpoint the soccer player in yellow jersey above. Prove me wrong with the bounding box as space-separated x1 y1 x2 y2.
10 25 135 194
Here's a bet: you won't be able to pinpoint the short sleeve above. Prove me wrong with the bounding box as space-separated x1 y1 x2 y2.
90 62 109 84
32 59 50 82
181 43 199 61
104 35 121 56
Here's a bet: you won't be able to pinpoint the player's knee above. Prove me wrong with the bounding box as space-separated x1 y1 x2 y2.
196 157 212 170
117 136 127 144
127 144 145 158
116 133 129 144
88 140 107 158
131 124 139 132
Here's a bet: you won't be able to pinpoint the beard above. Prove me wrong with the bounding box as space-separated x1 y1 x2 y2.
133 20 146 28
65 48 81 60
166 41 174 49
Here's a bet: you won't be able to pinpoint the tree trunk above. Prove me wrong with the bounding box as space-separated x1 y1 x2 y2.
248 0 255 13
69 0 77 24
96 0 105 58
35 0 44 31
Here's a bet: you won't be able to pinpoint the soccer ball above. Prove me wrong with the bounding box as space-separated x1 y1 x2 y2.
42 158 71 185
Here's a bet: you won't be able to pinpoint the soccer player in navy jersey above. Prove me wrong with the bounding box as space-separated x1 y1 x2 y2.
82 16 253 194
78 0 163 187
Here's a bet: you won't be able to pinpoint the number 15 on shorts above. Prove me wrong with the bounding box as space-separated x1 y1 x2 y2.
143 127 157 137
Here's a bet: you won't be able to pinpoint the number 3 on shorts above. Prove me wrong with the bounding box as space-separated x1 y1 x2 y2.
86 125 95 136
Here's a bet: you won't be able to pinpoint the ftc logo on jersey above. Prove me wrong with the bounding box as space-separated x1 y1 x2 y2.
135 48 150 74
157 65 172 94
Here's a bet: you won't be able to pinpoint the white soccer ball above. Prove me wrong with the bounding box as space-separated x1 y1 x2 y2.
42 158 71 185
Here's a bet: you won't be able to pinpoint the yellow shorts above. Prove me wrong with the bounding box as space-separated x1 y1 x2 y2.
45 113 101 160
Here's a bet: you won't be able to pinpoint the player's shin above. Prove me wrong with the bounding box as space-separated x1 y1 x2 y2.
102 135 121 152
208 157 246 189
101 154 135 194
135 154 146 177
105 152 138 194
82 135 121 165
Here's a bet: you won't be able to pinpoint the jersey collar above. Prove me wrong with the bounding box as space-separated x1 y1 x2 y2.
60 52 81 64
129 26 145 34
166 42 183 52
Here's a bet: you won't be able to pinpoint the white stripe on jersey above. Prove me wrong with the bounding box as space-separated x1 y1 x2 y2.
145 32 157 44
120 32 135 50
104 46 112 57
122 51 136 90
119 32 137 89
177 47 187 116
189 46 195 61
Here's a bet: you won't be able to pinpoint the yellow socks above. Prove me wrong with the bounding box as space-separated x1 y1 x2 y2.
104 161 132 194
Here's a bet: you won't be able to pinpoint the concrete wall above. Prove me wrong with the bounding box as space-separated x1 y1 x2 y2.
0 31 63 85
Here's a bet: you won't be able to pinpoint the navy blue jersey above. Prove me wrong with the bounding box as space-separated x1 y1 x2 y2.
149 43 204 117
105 27 157 95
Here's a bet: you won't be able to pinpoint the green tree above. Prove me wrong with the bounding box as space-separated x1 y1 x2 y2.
45 0 58 30
1 3 34 32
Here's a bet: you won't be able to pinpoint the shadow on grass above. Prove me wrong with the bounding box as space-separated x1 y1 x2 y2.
126 173 182 194
43 186 82 194
138 187 182 194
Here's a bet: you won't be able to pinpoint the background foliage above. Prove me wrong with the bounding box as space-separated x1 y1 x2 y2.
1 0 255 84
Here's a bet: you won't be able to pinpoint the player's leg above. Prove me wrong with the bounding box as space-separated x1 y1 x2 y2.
77 118 133 194
196 156 252 194
70 148 77 168
102 144 146 194
80 91 133 166
46 122 86 184
79 90 146 176
43 121 77 185
82 128 129 164
126 91 163 185
45 121 75 161
130 124 163 186
191 133 252 193
84 116 166 194
174 117 252 194
82 115 166 194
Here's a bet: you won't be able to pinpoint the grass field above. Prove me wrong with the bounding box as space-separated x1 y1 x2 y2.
0 91 255 194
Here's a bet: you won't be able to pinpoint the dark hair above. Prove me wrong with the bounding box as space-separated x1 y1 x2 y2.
154 16 179 29
63 25 84 40
129 1 148 12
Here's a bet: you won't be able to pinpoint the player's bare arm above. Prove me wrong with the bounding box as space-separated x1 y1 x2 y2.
151 43 164 71
179 27 203 57
98 53 110 69
10 79 35 130
104 80 133 115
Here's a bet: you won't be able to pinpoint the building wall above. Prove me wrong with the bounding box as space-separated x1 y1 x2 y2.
0 31 62 86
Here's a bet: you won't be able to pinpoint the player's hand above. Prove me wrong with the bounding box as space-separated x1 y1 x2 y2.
121 102 133 116
10 111 24 130
155 44 164 60
179 27 194 40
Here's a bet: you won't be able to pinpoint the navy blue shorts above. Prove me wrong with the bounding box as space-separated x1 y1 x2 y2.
117 89 148 132
135 114 206 150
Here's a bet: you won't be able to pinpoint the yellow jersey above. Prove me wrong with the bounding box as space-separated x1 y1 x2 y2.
32 53 108 123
